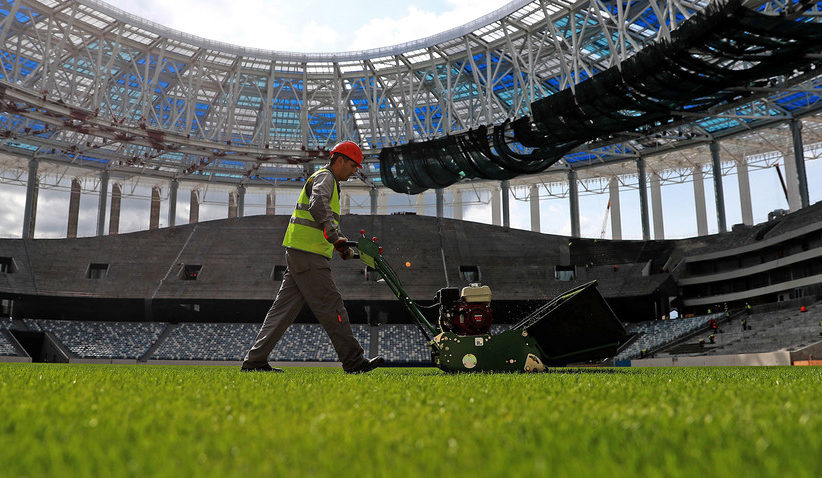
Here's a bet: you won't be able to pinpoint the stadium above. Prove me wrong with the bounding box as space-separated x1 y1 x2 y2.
1 0 822 476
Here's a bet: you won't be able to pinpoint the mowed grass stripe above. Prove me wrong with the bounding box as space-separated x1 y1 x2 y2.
1 364 821 477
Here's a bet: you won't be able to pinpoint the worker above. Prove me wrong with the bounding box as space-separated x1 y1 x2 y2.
241 141 384 373
745 302 752 317
709 334 715 344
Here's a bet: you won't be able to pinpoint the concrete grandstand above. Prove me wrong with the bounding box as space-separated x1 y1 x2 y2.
1 0 822 366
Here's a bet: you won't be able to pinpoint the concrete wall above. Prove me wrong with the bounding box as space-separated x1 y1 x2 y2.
630 351 792 367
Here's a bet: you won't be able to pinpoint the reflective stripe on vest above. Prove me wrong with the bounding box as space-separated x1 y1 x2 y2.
282 168 340 258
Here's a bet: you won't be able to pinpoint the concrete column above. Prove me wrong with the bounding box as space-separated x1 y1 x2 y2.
341 192 350 215
568 170 580 238
22 159 38 239
109 183 122 235
736 160 753 226
788 118 810 210
228 190 239 218
266 190 276 215
693 166 709 236
609 177 622 240
237 185 246 218
168 179 179 227
710 141 727 233
150 185 161 229
190 189 200 224
435 188 444 218
650 171 664 240
491 187 501 226
67 178 81 238
370 188 378 215
529 185 540 233
452 189 463 220
415 192 425 215
501 180 510 228
637 157 650 241
96 170 109 237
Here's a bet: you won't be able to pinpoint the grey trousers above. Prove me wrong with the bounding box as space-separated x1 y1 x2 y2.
244 248 366 371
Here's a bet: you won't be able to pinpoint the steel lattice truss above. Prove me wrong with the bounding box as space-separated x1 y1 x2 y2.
0 0 821 194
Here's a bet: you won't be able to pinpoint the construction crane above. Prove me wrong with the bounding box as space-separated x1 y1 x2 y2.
600 200 611 239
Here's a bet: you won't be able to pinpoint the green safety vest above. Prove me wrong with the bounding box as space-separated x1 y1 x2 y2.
282 168 341 258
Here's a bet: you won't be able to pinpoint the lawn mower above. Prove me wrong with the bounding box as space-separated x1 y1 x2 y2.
347 230 627 373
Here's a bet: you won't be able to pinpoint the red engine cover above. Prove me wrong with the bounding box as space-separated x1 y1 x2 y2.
453 301 494 335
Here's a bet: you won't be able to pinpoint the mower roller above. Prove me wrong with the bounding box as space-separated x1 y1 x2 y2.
348 230 627 373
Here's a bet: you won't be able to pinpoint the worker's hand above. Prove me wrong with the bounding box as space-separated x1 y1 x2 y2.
338 247 354 260
333 237 348 250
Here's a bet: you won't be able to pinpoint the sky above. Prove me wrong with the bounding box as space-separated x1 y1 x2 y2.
104 0 507 53
0 0 820 240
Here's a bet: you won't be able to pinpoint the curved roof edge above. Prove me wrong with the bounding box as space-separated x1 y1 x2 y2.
84 0 535 62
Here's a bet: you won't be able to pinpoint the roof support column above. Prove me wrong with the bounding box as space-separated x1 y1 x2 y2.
237 184 246 218
266 190 276 215
710 141 727 233
67 178 81 238
501 180 510 228
609 177 622 240
370 188 378 215
168 179 179 227
491 186 501 226
736 160 753 226
650 171 664 240
637 157 650 241
22 160 39 238
96 170 109 237
569 170 580 238
692 166 709 236
789 118 810 210
530 185 540 233
228 190 239 218
109 183 122 235
190 189 200 224
340 192 350 215
435 188 444 219
452 189 463 220
150 185 161 230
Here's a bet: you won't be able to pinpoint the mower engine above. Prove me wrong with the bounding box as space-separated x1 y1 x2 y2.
436 284 494 335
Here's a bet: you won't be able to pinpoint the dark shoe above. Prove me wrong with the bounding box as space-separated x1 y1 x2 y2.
346 356 384 374
240 362 283 372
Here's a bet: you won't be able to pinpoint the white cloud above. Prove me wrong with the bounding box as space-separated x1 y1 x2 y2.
346 0 506 51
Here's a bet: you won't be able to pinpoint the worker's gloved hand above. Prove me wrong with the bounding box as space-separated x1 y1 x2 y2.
333 237 354 260
338 247 354 260
333 237 348 250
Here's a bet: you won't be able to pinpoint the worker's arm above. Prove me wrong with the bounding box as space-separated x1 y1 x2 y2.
308 170 343 244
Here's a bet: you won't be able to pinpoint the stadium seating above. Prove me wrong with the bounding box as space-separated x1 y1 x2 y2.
151 322 258 361
682 304 822 356
615 313 719 360
378 325 431 363
23 319 165 359
0 332 20 356
151 322 372 362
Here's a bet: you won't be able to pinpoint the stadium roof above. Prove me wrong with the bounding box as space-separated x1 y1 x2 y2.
0 0 821 193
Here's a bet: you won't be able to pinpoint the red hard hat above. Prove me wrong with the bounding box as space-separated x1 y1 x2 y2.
330 141 363 168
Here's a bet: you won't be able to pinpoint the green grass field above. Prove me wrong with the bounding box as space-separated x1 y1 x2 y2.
1 364 821 478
